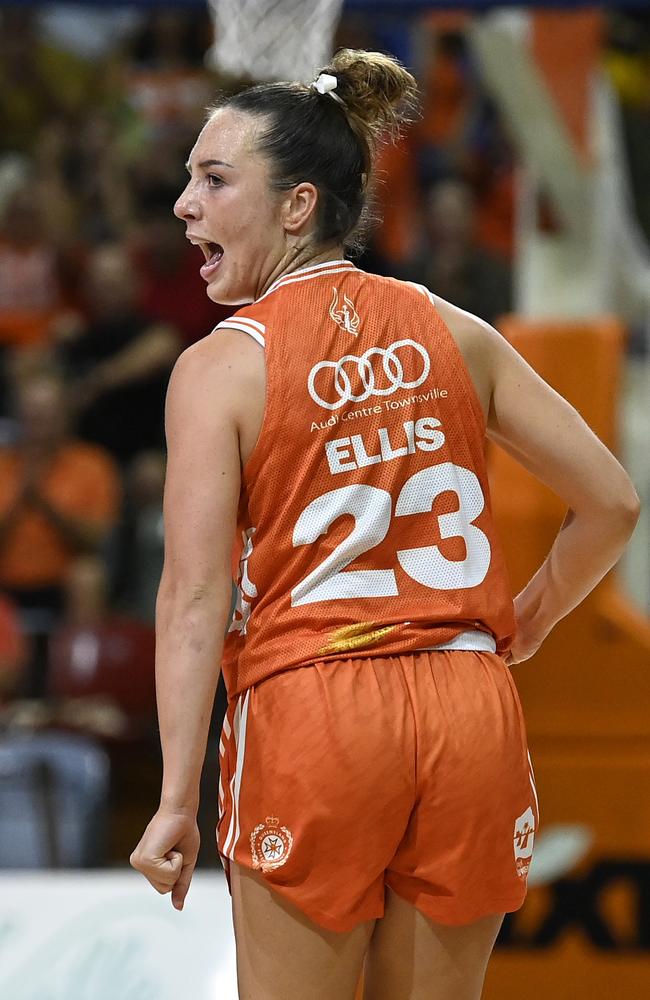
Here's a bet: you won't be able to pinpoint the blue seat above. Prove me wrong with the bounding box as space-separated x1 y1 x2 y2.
0 732 110 868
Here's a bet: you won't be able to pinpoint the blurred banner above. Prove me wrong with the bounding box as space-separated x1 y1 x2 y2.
0 871 239 999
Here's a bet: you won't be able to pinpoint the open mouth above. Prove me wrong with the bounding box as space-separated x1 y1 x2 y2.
187 235 223 263
202 241 224 265
186 233 225 281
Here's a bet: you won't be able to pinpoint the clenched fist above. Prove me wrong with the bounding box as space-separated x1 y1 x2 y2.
130 807 200 911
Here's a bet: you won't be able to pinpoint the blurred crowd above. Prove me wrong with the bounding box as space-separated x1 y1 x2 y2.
0 4 647 866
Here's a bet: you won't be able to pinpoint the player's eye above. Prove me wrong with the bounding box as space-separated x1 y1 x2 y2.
207 174 224 188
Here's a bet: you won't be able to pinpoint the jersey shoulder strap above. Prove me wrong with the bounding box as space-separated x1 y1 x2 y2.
212 300 270 348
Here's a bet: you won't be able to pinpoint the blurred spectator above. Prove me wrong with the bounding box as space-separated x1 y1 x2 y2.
48 555 156 741
469 105 516 262
126 9 213 134
56 243 180 465
132 187 230 346
416 29 479 184
605 10 650 110
334 11 381 53
604 10 650 242
0 183 68 354
128 128 195 220
63 553 111 630
400 176 512 325
365 134 422 272
39 4 143 61
0 8 99 156
0 368 120 693
111 450 165 624
34 112 139 246
0 592 28 707
121 9 226 228
414 25 516 262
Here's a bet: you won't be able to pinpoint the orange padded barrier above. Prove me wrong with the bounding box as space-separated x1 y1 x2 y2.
484 316 650 997
488 315 650 740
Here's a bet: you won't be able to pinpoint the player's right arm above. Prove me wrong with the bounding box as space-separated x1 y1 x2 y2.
130 331 245 909
448 305 640 664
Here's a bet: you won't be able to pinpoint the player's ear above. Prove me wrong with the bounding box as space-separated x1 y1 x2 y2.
282 182 319 235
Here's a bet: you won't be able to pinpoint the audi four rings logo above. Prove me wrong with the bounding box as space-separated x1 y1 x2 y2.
308 339 431 410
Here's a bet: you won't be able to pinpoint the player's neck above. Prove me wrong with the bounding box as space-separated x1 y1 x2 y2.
259 243 345 298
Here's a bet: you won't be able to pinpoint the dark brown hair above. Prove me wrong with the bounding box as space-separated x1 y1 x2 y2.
208 49 418 253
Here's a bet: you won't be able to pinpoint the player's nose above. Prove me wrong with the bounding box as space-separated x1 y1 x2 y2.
174 183 200 221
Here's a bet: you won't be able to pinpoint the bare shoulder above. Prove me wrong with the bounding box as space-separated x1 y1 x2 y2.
170 327 261 392
168 327 263 419
428 292 499 357
167 327 265 466
426 291 499 419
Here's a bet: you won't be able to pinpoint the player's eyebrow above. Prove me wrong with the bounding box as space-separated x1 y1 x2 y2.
185 158 235 173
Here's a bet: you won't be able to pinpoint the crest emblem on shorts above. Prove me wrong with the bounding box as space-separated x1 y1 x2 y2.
513 806 536 879
329 287 360 336
250 816 294 872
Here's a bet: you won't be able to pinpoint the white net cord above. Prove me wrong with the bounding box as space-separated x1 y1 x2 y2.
206 0 345 84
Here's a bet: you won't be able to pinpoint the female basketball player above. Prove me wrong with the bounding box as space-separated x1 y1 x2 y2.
130 49 640 999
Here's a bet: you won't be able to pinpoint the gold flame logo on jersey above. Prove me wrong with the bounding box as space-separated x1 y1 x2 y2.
329 287 360 336
250 816 294 872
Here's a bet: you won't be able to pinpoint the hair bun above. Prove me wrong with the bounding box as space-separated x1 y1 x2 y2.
325 48 418 155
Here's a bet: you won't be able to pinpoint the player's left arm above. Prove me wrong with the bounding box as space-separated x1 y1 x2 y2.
433 293 639 664
478 313 638 662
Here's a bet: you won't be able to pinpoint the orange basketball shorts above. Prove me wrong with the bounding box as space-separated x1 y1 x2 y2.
216 649 538 933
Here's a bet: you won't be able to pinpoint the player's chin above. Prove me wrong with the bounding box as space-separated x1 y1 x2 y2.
205 275 231 304
206 275 252 307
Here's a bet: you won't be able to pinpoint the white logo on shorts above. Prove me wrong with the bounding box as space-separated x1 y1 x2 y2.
250 816 294 872
513 806 536 879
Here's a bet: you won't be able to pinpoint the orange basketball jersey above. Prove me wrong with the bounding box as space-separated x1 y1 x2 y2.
217 260 516 698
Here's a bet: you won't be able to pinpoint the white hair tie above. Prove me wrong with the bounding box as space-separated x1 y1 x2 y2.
310 72 345 107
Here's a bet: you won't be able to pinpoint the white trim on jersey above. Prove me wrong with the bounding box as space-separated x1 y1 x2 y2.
215 318 266 348
408 281 437 307
264 258 355 297
223 689 251 861
256 264 357 304
229 316 266 334
416 628 497 654
255 260 358 304
212 262 356 336
527 751 540 818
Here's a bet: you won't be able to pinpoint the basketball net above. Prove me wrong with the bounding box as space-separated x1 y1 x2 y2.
205 0 345 84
